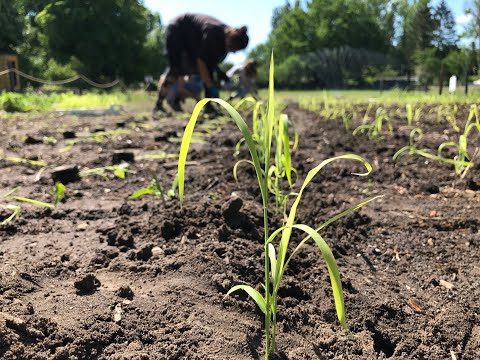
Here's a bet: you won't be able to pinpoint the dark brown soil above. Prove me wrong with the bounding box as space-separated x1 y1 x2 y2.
0 102 479 360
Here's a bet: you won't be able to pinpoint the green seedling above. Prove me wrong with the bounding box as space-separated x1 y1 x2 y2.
3 156 47 167
42 136 57 145
0 183 66 223
393 126 475 175
53 182 66 206
406 104 422 126
353 107 392 141
137 151 177 161
79 163 131 179
437 105 479 175
62 128 131 152
0 204 21 224
341 106 353 130
234 98 298 217
130 172 177 200
178 52 378 359
445 104 460 132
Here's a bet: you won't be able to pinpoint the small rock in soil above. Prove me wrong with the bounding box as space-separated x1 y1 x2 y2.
115 286 134 299
117 203 132 215
423 184 440 194
51 165 80 184
24 135 42 144
217 223 231 242
221 197 243 221
112 151 135 164
76 222 88 231
161 219 182 240
154 130 178 142
62 131 76 139
74 274 101 295
467 179 480 191
151 246 163 257
134 243 153 261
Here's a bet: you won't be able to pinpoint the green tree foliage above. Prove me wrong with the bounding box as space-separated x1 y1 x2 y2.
466 0 480 47
252 0 395 88
413 48 441 86
34 0 152 83
0 0 24 52
432 0 458 57
14 0 166 85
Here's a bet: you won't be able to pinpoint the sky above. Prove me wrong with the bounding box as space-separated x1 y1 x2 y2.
144 0 473 64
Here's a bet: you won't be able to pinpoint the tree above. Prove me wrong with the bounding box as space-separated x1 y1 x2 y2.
0 0 24 52
413 48 440 88
33 0 155 83
142 14 167 80
466 0 480 48
271 1 291 29
432 0 457 57
412 0 437 49
398 0 437 81
432 0 457 93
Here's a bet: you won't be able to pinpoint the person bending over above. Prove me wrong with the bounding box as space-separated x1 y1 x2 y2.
224 58 258 100
153 13 249 115
165 75 203 111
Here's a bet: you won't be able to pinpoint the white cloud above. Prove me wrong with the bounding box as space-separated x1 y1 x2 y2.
455 13 472 25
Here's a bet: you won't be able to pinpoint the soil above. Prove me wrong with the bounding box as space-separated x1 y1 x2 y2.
0 102 479 360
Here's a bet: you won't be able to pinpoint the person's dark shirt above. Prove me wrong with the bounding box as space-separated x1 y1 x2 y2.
168 13 227 70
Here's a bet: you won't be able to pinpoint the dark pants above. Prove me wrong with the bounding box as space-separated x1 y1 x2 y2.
155 26 199 106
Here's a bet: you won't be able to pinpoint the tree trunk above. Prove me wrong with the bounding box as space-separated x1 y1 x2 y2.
438 62 444 95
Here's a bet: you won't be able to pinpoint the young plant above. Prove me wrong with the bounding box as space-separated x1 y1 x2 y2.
129 171 177 201
341 106 353 130
353 106 392 141
79 163 131 179
177 53 378 359
0 204 21 224
393 126 475 176
234 99 298 218
437 106 479 175
2 156 48 167
0 183 66 224
406 104 422 126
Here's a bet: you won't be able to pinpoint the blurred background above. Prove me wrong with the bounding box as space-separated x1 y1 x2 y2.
1 0 480 92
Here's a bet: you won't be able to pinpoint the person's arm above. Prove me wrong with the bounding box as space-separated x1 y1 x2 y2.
197 58 213 88
177 76 187 96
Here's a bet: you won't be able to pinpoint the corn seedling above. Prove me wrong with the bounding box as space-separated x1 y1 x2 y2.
353 107 392 141
137 151 177 161
406 104 423 126
445 104 460 132
341 106 353 130
0 204 22 224
53 182 66 206
234 97 298 217
393 127 475 175
437 106 479 175
130 171 177 201
79 163 131 179
2 156 47 167
62 128 131 152
178 53 378 359
0 183 66 223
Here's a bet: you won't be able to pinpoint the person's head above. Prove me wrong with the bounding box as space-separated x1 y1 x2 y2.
244 59 257 77
225 26 249 53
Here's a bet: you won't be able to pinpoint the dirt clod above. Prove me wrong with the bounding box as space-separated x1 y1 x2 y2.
74 274 101 295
